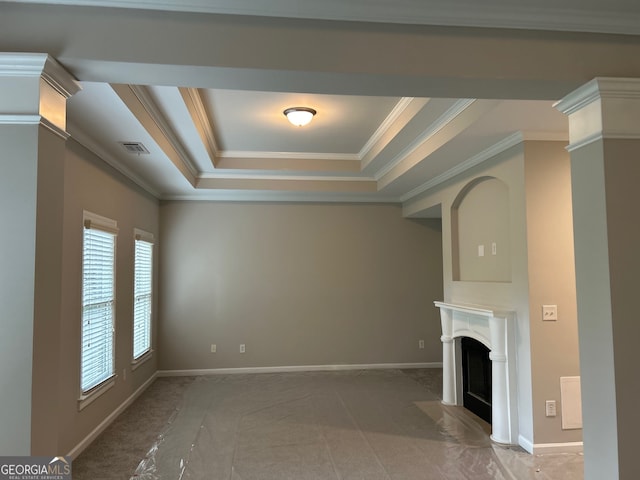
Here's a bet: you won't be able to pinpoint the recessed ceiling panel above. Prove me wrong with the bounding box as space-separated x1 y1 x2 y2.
201 89 400 154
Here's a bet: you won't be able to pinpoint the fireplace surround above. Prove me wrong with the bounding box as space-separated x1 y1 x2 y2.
434 301 518 445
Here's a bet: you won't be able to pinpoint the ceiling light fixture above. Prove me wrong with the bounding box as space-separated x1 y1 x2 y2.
283 107 316 127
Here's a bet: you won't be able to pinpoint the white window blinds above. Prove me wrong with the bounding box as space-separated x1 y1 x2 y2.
133 232 153 359
81 213 117 393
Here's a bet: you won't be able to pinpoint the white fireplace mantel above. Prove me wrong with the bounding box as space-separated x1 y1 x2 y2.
434 301 518 445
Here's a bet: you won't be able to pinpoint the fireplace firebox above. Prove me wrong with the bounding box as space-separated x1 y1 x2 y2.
461 337 492 423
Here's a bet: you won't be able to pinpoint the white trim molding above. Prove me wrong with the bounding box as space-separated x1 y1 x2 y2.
555 77 640 150
68 126 161 198
0 53 80 135
518 436 584 455
158 362 442 377
0 53 80 98
0 114 70 140
359 97 416 161
218 150 360 162
375 99 476 181
400 132 525 202
69 372 158 459
434 301 518 446
179 87 220 167
162 191 401 203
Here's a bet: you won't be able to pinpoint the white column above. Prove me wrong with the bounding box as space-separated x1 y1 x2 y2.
0 53 80 455
555 77 640 480
439 308 456 405
489 315 509 444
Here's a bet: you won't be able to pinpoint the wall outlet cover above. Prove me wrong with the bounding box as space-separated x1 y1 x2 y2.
542 304 558 321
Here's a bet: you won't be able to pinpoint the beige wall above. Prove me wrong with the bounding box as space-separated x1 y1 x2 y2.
403 141 581 449
158 202 443 370
31 126 67 455
53 140 159 455
523 141 580 445
455 177 511 282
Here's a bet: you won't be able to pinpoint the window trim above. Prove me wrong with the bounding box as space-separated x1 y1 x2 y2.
78 210 118 410
132 228 154 362
131 349 154 371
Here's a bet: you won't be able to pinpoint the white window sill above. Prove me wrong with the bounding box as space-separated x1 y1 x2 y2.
78 376 116 411
131 349 154 371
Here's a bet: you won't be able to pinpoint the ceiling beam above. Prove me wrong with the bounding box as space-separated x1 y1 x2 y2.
4 4 640 99
179 87 220 169
111 84 199 186
4 0 640 35
377 99 500 191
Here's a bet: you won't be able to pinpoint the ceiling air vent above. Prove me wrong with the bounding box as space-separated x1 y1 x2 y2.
119 141 150 155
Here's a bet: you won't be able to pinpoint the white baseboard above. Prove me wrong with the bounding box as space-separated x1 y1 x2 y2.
532 442 584 455
518 435 583 455
158 362 442 377
67 371 158 459
518 435 534 454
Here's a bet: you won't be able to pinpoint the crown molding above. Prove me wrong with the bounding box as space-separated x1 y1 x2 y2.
554 79 602 116
40 116 71 140
179 87 220 167
565 131 640 152
128 85 199 178
69 122 161 198
359 97 414 159
42 56 82 99
5 0 640 35
0 114 70 139
555 77 640 115
374 99 476 181
400 131 525 203
218 150 360 161
111 84 199 186
0 52 49 76
161 190 400 203
0 53 81 99
0 114 43 125
198 172 373 182
556 77 640 148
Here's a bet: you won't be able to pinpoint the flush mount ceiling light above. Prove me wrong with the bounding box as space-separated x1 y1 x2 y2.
283 107 316 127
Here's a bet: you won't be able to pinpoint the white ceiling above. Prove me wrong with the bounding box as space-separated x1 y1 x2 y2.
3 0 640 205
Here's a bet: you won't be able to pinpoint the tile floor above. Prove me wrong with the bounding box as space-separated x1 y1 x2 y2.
72 369 583 480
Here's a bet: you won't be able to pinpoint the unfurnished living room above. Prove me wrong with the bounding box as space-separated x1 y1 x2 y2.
1 1 640 479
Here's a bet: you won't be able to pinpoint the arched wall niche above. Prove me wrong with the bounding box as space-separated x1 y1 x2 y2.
451 176 511 282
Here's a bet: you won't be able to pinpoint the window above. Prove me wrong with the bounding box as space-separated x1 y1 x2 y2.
81 212 117 395
133 229 154 360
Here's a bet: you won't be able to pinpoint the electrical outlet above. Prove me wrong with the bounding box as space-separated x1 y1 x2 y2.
210 344 216 353
542 305 558 321
545 400 557 417
239 344 245 353
419 339 425 349
491 242 497 255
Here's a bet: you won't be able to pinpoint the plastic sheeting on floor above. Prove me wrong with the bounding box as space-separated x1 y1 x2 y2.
132 370 583 480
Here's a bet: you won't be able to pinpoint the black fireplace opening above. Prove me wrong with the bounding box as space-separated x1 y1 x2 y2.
461 337 492 423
